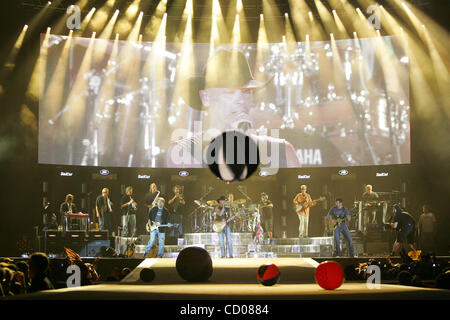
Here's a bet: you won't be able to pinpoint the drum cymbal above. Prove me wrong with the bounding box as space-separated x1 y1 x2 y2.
233 199 246 205
207 200 219 206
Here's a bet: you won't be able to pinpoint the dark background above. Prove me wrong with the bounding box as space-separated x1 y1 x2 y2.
0 0 449 256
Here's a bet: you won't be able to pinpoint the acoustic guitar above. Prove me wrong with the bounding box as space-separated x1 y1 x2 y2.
213 210 244 233
327 213 357 231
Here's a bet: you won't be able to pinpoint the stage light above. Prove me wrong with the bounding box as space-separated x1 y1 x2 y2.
7 24 29 65
236 0 243 13
80 7 96 31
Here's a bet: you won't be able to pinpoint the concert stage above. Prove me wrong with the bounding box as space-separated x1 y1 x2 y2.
9 257 450 300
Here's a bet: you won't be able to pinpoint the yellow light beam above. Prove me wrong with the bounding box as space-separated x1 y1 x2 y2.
144 0 167 41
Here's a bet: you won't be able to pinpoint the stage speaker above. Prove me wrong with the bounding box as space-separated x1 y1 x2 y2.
84 240 111 257
44 230 64 255
65 231 88 256
88 230 109 240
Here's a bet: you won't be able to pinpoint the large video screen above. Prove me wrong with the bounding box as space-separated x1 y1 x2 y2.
39 35 410 168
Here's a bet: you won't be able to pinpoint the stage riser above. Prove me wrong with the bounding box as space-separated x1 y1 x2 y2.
274 237 334 246
183 233 254 246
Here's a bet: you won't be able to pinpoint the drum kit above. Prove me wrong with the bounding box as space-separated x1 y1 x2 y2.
192 198 263 234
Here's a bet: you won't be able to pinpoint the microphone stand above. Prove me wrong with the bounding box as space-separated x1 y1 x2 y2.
190 187 214 233
237 187 252 202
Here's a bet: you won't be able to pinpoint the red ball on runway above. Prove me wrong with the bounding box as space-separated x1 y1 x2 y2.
315 261 344 290
257 264 280 286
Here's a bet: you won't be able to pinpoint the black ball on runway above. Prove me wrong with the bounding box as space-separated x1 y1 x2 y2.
176 247 213 282
257 264 281 286
140 268 155 282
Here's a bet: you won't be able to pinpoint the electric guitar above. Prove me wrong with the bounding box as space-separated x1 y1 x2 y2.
327 213 357 231
295 196 325 214
213 209 244 233
146 221 178 233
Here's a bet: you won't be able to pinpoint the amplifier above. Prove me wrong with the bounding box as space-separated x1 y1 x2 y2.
66 231 87 240
43 230 64 255
88 230 109 240
83 240 111 257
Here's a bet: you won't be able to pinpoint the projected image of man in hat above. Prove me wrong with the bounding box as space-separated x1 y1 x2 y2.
166 49 300 171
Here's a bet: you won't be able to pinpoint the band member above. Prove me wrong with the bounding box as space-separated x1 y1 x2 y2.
95 188 113 232
120 186 138 237
144 197 169 259
60 194 77 230
418 204 436 253
215 196 233 258
328 198 355 257
144 183 160 211
361 184 380 226
259 193 274 243
293 185 317 238
168 185 185 237
388 204 417 257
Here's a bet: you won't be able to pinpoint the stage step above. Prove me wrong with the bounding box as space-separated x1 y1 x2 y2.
117 235 336 258
274 237 334 246
183 232 254 246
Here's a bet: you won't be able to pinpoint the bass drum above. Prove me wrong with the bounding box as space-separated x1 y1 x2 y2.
279 129 345 167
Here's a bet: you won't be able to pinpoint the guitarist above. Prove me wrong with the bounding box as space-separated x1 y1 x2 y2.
215 196 234 258
259 193 274 244
328 198 354 257
143 197 169 259
388 204 417 258
293 185 317 238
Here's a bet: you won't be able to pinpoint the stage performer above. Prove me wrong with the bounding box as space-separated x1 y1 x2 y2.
418 204 436 253
144 197 170 258
293 185 317 238
120 186 138 237
259 193 274 244
328 198 355 257
168 185 185 236
60 194 78 230
144 183 161 211
388 204 417 257
361 184 380 227
215 196 234 258
95 188 113 232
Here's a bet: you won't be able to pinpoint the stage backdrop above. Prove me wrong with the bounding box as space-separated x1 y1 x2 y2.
39 35 410 168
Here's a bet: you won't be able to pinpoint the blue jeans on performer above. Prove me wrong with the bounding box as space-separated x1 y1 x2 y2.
219 225 233 258
334 222 354 257
99 214 112 233
144 229 165 258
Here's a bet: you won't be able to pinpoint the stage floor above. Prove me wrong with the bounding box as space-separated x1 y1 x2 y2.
9 257 450 300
